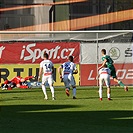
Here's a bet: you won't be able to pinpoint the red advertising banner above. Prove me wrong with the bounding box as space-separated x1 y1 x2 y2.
0 42 80 64
80 64 133 86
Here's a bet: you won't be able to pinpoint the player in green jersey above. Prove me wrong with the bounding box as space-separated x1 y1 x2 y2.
98 49 128 91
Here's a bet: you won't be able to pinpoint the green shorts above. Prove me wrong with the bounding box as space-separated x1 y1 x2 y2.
109 66 117 79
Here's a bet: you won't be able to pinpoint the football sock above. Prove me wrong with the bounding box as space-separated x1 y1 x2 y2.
73 88 76 97
42 84 47 98
50 86 55 98
99 89 102 98
118 81 125 87
107 93 110 98
66 88 70 91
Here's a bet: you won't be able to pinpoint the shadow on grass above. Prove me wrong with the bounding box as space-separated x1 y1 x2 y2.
0 105 133 133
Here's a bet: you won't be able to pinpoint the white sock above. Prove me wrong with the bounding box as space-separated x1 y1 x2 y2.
73 88 76 97
42 84 47 98
99 89 102 98
107 93 110 98
50 86 55 98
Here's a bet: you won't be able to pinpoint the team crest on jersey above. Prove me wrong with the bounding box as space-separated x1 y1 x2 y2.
109 47 120 60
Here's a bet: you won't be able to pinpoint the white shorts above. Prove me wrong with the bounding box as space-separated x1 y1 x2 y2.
99 74 110 88
42 74 53 86
63 74 76 88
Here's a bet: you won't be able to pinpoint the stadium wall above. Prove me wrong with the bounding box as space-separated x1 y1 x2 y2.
0 42 133 86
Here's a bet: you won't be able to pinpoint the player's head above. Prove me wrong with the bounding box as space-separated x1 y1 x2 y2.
68 56 74 62
43 52 49 59
101 49 106 55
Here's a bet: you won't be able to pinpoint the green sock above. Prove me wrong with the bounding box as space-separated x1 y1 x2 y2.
118 81 125 87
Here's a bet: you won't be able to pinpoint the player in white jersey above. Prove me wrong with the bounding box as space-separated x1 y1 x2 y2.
98 64 111 101
58 56 78 99
38 52 55 100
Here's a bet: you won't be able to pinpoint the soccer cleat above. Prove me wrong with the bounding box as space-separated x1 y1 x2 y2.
99 98 102 101
124 86 128 91
52 97 56 100
108 98 112 101
44 96 48 100
65 88 70 97
2 87 7 90
73 96 76 99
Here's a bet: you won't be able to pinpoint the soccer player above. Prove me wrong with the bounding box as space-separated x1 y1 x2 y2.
1 76 35 90
58 56 78 99
38 52 55 100
98 49 128 91
98 64 111 101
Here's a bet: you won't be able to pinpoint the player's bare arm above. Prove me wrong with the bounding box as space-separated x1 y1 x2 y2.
98 59 107 70
38 67 43 82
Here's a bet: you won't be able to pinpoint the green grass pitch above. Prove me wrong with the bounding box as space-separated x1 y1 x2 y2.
0 86 133 133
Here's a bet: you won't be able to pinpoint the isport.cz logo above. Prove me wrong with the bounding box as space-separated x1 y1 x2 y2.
20 43 75 62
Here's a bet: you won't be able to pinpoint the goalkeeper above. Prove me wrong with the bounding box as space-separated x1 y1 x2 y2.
1 76 36 90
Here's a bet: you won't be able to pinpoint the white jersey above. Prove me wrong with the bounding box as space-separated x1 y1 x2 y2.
99 67 111 88
61 61 77 76
99 67 111 75
40 59 53 75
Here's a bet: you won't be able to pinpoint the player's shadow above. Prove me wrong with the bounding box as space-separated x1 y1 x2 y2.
0 105 133 133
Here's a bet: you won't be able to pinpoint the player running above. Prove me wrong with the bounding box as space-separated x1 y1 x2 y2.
98 64 111 101
58 56 78 99
1 76 35 90
98 49 128 91
38 52 55 100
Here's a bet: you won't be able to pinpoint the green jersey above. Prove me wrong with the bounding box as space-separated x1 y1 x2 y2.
102 55 117 78
102 55 114 69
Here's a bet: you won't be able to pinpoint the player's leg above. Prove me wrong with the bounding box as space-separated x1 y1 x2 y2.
42 76 48 100
63 75 70 97
104 75 111 100
70 76 77 99
99 76 103 101
48 75 55 100
1 83 9 90
111 68 128 91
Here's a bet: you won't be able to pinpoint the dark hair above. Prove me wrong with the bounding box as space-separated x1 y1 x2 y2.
69 56 73 62
101 49 106 54
43 52 49 59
